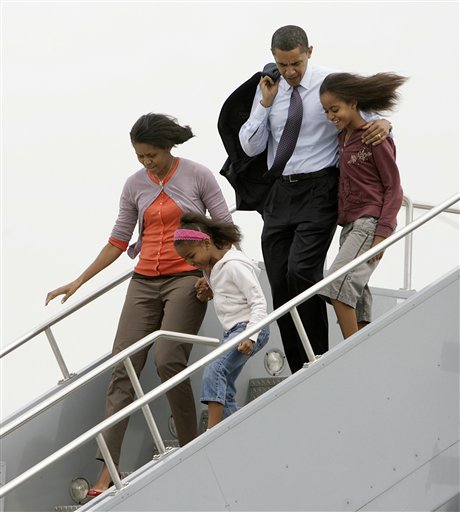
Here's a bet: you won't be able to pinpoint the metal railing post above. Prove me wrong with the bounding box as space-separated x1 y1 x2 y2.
95 433 124 491
123 357 166 455
44 327 73 381
290 307 316 362
1 331 219 439
402 196 414 290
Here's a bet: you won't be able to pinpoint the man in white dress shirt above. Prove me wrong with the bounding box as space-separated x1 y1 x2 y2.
239 25 391 372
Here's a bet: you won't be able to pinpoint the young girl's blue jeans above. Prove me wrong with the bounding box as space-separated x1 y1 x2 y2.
200 321 269 419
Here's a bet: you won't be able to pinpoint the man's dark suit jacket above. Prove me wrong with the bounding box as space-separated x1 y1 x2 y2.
218 71 276 215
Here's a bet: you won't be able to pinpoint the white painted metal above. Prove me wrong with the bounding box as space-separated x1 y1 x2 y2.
124 356 166 456
2 196 454 363
0 270 134 358
289 307 316 362
2 195 458 510
0 286 402 511
0 193 458 502
44 327 73 381
402 195 414 290
0 331 219 439
87 268 459 511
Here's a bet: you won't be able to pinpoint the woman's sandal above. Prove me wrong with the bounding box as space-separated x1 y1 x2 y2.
86 481 113 498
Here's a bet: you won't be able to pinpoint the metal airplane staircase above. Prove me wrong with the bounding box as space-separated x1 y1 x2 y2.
74 266 460 512
1 193 459 512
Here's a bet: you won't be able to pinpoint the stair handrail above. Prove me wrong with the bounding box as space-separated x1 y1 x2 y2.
0 270 134 359
0 331 219 439
401 196 460 289
2 195 458 363
1 191 458 499
411 201 460 214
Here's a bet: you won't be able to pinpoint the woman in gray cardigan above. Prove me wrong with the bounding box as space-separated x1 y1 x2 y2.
46 113 232 496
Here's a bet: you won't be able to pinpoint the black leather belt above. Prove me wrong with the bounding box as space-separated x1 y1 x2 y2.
280 166 336 182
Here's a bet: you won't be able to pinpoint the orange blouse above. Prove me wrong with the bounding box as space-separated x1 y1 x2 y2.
109 162 197 276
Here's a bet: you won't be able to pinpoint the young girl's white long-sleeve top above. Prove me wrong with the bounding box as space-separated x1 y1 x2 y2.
208 249 267 341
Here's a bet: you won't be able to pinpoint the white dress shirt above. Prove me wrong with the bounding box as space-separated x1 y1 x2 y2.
239 63 340 175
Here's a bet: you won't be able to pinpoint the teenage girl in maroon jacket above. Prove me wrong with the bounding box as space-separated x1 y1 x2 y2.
319 72 407 339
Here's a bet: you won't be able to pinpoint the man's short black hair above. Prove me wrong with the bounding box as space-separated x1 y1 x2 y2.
271 25 309 53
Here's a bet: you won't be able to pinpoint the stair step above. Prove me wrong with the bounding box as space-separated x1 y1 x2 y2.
198 377 286 432
247 376 286 402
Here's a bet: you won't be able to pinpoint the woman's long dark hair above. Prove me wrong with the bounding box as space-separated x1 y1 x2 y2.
320 72 408 113
130 113 194 148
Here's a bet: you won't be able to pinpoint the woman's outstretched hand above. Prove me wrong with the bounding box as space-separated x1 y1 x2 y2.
45 279 81 305
45 243 123 306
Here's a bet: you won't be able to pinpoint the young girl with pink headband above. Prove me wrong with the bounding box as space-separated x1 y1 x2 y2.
174 213 269 429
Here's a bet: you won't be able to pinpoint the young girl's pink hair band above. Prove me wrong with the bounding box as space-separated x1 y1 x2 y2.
174 229 210 241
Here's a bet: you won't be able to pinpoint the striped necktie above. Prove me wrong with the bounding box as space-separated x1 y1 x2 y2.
269 86 303 177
